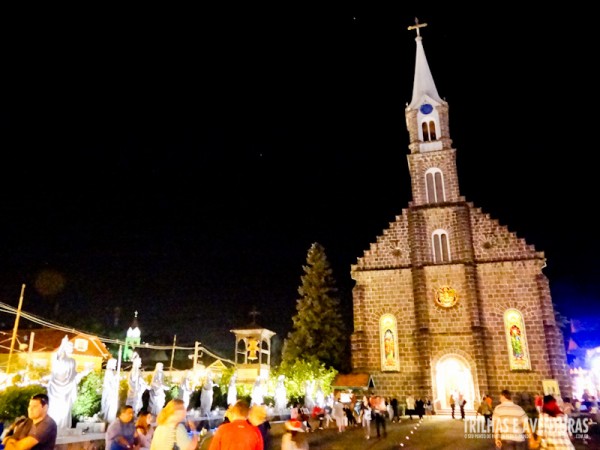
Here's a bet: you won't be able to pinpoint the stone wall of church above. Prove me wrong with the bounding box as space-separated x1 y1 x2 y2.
353 213 411 270
351 242 570 401
469 206 542 261
536 273 571 396
407 150 461 205
351 200 570 401
351 263 489 400
475 261 570 397
406 205 474 266
419 263 489 398
351 268 422 397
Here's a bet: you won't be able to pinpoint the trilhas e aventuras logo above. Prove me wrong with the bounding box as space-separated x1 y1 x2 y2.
463 417 590 440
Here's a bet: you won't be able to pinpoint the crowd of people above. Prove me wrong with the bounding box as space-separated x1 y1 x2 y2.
282 392 436 441
94 391 445 449
285 389 583 449
103 399 203 450
0 385 588 450
492 389 577 450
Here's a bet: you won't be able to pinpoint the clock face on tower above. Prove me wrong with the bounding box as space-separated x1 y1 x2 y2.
420 103 433 115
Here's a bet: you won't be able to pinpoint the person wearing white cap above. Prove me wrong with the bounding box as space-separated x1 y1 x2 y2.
281 419 309 450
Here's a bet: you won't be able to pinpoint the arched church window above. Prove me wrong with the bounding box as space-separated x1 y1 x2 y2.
503 309 531 370
421 120 437 142
432 229 451 263
429 121 437 140
425 168 446 203
422 121 430 141
379 314 400 371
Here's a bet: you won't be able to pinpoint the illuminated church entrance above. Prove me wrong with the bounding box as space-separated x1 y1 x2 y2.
434 354 476 410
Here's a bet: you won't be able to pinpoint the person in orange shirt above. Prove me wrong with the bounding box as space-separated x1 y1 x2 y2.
208 400 263 450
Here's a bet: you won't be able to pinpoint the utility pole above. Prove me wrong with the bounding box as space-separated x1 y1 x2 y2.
7 284 26 374
27 331 35 371
117 344 123 377
169 335 177 372
193 341 200 372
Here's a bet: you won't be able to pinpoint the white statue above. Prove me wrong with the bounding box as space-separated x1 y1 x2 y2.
304 379 315 410
200 373 217 417
148 362 169 417
315 381 325 408
178 370 194 410
227 373 237 406
251 377 265 406
47 335 91 429
325 393 334 408
101 358 119 423
126 352 148 415
274 375 287 413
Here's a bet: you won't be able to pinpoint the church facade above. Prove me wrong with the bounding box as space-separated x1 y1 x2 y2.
349 26 570 409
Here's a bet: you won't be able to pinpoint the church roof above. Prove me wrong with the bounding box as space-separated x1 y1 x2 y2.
230 326 276 338
331 373 375 390
0 328 110 359
127 311 140 331
407 28 443 109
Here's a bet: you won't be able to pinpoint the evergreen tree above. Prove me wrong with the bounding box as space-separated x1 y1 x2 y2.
282 242 347 370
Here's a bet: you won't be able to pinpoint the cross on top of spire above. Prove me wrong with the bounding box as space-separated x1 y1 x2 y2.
249 307 261 324
408 17 428 36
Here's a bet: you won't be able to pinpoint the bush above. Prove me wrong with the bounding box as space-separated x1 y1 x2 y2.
73 371 103 420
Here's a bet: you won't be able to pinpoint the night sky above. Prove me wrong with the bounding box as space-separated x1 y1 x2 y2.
0 8 596 357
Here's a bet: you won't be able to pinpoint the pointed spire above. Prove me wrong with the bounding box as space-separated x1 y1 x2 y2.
407 18 443 109
127 310 140 338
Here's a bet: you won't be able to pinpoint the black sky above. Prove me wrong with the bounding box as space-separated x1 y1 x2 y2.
0 7 597 356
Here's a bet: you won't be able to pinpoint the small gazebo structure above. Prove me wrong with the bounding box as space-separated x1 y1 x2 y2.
230 311 275 385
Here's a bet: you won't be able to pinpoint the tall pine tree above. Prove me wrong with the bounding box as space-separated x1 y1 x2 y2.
282 242 348 371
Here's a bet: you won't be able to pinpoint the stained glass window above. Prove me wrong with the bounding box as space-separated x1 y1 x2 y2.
380 314 400 371
503 309 531 370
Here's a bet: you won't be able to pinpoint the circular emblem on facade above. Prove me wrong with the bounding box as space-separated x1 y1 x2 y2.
420 103 433 114
435 286 458 308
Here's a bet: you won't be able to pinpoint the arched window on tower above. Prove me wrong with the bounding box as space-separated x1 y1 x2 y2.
432 229 451 263
425 168 446 203
421 120 437 142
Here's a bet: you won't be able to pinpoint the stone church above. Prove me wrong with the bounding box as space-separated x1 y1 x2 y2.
349 25 570 410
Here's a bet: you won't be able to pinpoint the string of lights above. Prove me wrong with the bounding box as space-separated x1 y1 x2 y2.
0 301 233 363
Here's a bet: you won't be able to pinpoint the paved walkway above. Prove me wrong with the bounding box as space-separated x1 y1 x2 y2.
268 416 497 450
61 414 598 449
259 415 598 450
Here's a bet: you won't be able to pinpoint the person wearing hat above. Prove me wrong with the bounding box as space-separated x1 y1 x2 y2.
281 419 308 450
536 395 575 449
